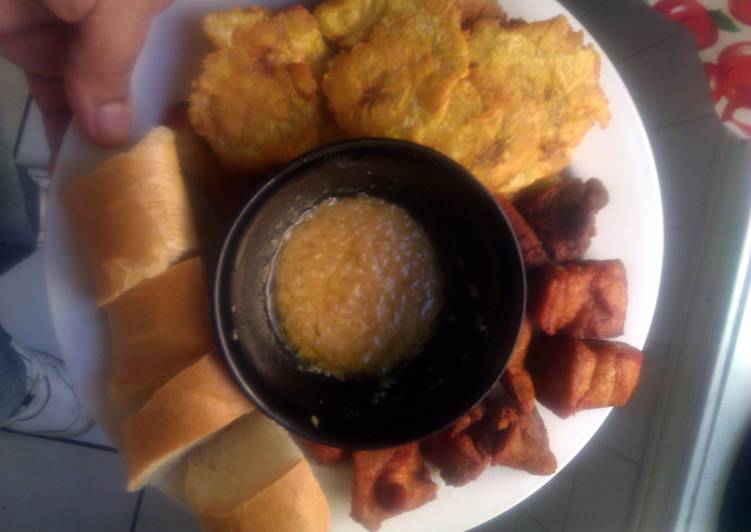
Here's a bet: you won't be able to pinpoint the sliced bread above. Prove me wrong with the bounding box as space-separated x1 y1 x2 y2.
120 352 252 491
64 126 199 306
105 257 213 410
196 460 330 532
185 411 304 515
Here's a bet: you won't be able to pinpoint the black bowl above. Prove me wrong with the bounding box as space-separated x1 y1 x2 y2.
214 138 525 449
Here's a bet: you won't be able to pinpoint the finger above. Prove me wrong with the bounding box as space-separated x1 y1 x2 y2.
64 0 158 147
35 0 96 23
0 0 55 34
0 23 72 76
153 0 174 15
26 73 69 116
26 73 72 159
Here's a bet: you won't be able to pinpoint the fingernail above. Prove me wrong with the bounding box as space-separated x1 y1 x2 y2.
94 101 131 146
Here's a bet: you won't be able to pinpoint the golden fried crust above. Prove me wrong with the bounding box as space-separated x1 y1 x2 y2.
422 78 548 193
314 0 388 47
475 17 609 186
322 0 468 140
203 6 268 48
456 0 505 27
191 6 334 173
190 48 325 173
203 5 331 78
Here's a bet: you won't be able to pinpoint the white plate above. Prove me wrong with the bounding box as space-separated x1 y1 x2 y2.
45 1 663 530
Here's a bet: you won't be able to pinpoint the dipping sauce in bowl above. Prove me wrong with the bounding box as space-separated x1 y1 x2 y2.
271 195 442 378
214 139 525 448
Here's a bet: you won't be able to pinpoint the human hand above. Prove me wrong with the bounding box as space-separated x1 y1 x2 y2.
0 0 173 165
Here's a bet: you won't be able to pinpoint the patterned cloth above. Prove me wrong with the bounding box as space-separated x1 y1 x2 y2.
650 0 751 138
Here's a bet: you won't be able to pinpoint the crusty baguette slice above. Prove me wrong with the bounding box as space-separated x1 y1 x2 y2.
64 126 199 306
195 460 330 532
106 257 214 410
185 411 304 515
120 352 252 491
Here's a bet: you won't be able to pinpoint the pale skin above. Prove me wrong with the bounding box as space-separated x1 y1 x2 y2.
0 0 173 165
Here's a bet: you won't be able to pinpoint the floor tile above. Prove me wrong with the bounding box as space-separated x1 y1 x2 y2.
558 0 609 18
574 0 642 62
136 487 201 532
0 431 136 532
647 227 698 345
0 249 61 357
15 102 50 172
514 511 549 532
521 458 578 531
69 423 116 448
630 3 682 53
562 445 639 532
616 33 681 131
661 32 716 126
595 344 669 462
471 507 518 532
650 116 722 228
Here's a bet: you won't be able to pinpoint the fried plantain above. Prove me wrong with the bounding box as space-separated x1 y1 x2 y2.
190 6 334 174
190 48 329 173
473 17 609 188
423 78 548 195
322 0 468 140
204 5 331 78
456 0 505 27
314 0 388 47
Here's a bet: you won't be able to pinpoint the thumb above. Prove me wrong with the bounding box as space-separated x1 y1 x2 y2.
64 0 161 148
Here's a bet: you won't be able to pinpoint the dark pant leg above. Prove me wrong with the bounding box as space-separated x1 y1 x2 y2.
0 124 39 422
0 326 27 423
0 136 37 275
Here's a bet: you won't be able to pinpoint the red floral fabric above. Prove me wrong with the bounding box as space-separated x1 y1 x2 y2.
651 0 751 138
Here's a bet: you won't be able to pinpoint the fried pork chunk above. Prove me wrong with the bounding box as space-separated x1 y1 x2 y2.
422 397 557 483
487 406 557 475
515 177 609 261
351 444 437 530
528 335 643 418
421 402 491 486
500 315 536 414
529 260 627 338
493 194 550 267
300 439 348 464
423 315 557 482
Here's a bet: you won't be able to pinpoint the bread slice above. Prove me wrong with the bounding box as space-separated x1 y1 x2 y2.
64 126 199 306
120 352 252 491
196 460 330 532
105 257 214 410
185 411 304 514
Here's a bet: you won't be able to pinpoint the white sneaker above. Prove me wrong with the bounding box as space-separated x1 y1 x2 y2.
3 342 94 437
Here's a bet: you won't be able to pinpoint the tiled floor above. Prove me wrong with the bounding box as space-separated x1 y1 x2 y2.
0 1 732 531
0 431 137 531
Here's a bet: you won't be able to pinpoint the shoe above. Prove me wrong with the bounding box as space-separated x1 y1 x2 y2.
3 342 94 438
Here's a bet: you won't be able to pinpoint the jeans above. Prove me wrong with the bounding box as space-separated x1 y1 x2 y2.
0 136 38 423
0 326 27 423
0 137 37 275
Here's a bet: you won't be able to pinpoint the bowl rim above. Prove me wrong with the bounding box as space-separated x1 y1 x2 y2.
213 137 527 447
